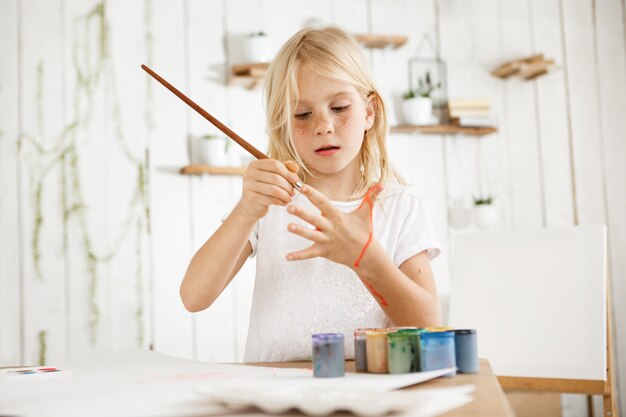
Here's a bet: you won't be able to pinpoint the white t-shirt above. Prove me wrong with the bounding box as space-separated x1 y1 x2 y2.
243 183 440 362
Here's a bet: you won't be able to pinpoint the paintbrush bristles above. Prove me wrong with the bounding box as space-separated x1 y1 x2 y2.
140 64 268 160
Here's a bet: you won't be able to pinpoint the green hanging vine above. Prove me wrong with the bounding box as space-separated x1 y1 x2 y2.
20 0 152 347
37 330 47 366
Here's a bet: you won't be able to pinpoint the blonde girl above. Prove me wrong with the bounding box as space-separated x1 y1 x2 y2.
181 26 441 362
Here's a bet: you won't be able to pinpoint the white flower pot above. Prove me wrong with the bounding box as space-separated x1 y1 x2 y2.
242 34 271 63
193 136 230 166
402 97 433 125
473 204 499 230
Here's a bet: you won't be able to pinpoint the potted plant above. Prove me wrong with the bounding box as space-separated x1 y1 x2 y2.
192 134 230 166
242 31 271 63
472 196 499 230
401 71 441 125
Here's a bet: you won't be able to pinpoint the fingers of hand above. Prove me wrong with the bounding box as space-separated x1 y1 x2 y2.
284 160 300 174
286 204 328 231
249 181 293 205
252 159 300 182
286 246 322 261
299 184 334 216
257 159 301 189
287 223 327 243
254 169 296 196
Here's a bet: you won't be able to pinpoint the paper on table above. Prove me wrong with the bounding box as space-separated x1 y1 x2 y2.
195 384 475 417
0 349 470 417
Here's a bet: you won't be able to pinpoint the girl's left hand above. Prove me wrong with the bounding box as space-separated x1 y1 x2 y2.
285 183 384 269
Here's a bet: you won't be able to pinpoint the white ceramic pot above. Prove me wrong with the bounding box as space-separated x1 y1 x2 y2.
402 97 433 125
242 34 271 63
194 136 229 166
473 204 499 230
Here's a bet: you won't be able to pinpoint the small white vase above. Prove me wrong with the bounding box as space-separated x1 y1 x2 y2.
242 34 271 63
473 204 499 230
402 97 433 125
194 136 230 166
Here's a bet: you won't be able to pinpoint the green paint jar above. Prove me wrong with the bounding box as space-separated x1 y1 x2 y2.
387 329 422 373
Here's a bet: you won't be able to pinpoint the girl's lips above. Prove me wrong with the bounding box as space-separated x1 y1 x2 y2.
315 146 340 156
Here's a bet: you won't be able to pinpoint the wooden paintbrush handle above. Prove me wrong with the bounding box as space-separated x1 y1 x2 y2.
141 64 268 160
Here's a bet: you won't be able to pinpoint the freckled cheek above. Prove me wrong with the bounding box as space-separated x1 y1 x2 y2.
292 121 310 137
338 113 355 132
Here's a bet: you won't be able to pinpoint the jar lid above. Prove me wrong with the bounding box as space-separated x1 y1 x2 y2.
388 331 419 339
365 330 389 336
421 330 454 338
454 329 476 335
312 333 344 342
397 328 425 333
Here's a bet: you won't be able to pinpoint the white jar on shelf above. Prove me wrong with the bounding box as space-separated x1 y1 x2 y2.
473 202 499 230
242 32 271 63
192 135 230 166
402 96 434 125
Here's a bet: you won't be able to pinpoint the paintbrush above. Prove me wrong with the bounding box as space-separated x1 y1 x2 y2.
141 64 302 190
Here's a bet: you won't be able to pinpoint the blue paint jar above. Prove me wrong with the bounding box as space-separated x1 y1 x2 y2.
454 329 478 373
312 333 345 378
420 330 456 375
354 329 368 372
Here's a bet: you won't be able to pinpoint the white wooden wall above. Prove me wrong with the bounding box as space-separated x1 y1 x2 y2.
1 0 625 414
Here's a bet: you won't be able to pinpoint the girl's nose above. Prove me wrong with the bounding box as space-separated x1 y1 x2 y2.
313 113 334 135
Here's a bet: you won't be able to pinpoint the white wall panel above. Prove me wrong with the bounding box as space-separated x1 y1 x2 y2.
594 0 626 412
106 0 151 352
561 0 608 225
0 0 21 366
529 0 575 228
63 0 113 362
19 0 67 366
149 0 194 359
185 0 239 363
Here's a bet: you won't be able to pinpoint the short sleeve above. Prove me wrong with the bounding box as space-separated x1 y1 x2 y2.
391 190 441 267
248 220 259 258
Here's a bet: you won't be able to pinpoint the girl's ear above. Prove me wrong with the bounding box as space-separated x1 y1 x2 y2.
364 93 377 130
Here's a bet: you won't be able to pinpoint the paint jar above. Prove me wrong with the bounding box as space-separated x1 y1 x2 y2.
420 330 456 375
387 330 421 373
354 329 369 372
312 333 345 378
366 330 389 373
454 329 478 373
424 326 455 332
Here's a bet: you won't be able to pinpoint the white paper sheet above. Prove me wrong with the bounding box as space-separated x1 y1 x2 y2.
0 349 473 417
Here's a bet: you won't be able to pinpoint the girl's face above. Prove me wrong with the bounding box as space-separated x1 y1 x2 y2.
291 64 375 181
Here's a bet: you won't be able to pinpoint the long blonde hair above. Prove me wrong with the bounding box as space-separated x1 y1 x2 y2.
264 26 405 197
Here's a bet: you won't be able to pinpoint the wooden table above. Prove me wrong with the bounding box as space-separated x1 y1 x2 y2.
254 359 515 417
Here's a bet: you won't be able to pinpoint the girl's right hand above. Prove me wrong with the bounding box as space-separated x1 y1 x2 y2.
237 159 300 220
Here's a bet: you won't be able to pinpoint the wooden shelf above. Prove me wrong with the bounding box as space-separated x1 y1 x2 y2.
354 34 408 49
229 62 270 90
390 124 497 136
491 53 555 80
180 165 246 176
227 35 408 90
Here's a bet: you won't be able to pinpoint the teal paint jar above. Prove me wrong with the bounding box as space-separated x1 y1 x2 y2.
420 330 456 375
312 333 345 378
387 330 421 373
